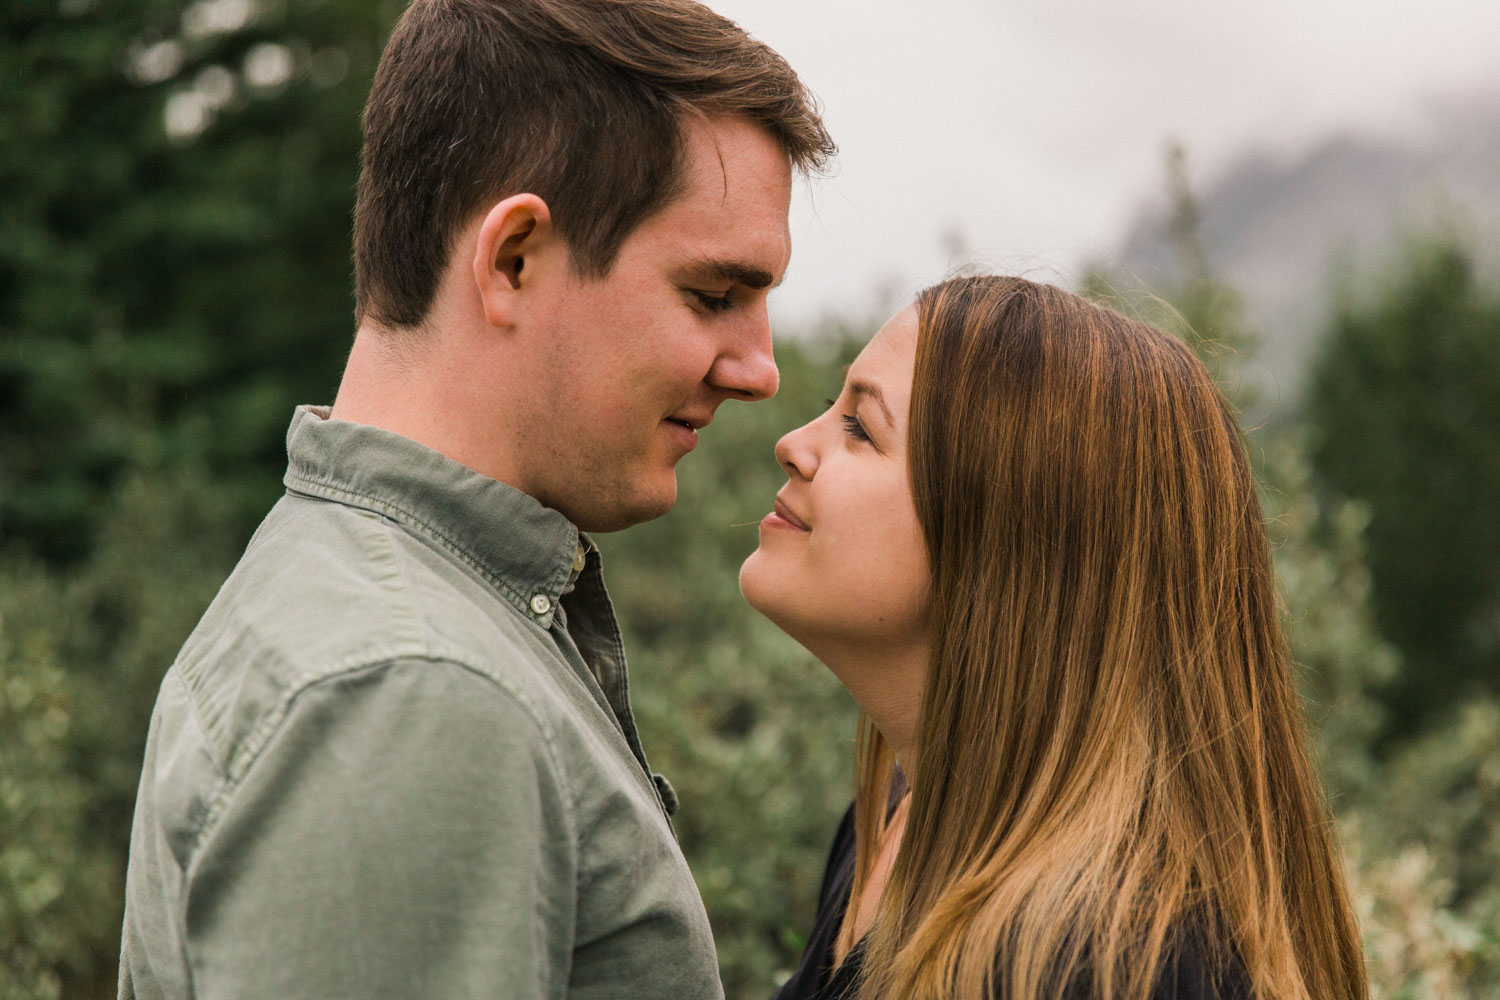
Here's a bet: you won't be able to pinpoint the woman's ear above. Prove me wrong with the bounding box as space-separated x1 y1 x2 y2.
472 193 554 328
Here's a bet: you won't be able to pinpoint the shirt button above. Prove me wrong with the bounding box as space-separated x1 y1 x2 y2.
530 593 552 616
573 546 587 573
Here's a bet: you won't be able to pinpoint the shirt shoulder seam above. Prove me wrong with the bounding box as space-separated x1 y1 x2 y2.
284 472 553 614
184 650 579 861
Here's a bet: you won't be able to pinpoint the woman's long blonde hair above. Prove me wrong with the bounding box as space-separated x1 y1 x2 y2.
844 277 1366 1000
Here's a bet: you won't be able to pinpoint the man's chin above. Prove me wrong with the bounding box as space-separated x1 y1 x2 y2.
568 476 677 533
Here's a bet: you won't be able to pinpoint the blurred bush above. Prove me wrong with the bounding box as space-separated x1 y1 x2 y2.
2 560 100 1000
2 8 1497 1000
0 470 240 995
1348 701 1500 997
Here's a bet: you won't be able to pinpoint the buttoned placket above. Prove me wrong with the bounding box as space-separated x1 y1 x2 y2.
555 540 678 822
281 407 682 826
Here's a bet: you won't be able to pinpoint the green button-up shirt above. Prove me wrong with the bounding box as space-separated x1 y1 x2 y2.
118 406 723 1000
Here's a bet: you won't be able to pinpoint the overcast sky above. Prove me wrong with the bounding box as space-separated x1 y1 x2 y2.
705 0 1500 330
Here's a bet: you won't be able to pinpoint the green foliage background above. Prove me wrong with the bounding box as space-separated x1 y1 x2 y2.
2 5 1497 999
1305 241 1500 740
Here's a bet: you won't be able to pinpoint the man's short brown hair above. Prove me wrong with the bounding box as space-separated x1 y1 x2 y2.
353 0 835 329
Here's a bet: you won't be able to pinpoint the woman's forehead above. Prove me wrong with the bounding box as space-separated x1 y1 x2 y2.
849 306 918 379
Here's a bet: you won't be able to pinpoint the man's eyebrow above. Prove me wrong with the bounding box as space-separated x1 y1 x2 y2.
686 257 780 290
845 373 894 427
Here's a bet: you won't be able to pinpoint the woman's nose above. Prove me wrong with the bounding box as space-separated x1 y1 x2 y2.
774 419 820 480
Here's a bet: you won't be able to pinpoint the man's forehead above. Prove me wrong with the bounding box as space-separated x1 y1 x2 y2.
678 113 793 187
650 200 792 280
630 202 792 285
630 123 793 284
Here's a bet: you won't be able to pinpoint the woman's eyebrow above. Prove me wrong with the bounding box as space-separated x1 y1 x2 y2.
846 377 894 427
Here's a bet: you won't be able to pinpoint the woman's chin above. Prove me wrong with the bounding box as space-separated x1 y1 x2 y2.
740 551 804 634
737 549 777 617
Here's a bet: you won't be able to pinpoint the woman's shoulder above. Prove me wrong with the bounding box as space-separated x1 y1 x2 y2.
814 802 857 908
1148 928 1253 1000
1051 926 1251 1000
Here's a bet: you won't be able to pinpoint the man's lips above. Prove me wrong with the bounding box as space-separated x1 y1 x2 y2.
663 410 712 452
771 496 810 531
665 411 711 431
661 417 699 451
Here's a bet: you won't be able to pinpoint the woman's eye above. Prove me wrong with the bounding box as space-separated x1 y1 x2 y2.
840 414 871 443
824 398 871 443
692 290 733 313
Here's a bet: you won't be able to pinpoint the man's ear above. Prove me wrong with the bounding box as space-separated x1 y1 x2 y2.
472 193 554 328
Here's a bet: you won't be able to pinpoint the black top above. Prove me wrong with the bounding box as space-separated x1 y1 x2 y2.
771 804 1253 1000
772 804 862 1000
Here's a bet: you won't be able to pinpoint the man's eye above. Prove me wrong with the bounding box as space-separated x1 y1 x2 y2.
692 290 733 313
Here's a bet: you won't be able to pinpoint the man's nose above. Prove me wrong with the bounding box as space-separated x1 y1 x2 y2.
709 309 779 401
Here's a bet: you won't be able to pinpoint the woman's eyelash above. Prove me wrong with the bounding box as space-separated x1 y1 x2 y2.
841 414 871 442
824 397 871 442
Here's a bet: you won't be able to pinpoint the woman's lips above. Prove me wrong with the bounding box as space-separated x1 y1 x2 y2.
765 497 810 531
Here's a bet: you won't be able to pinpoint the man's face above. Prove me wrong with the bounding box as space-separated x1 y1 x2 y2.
516 115 793 532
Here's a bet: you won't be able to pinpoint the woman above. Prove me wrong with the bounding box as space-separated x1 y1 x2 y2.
740 276 1367 1000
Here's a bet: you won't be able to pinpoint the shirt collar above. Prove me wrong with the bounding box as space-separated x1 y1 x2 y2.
281 405 585 627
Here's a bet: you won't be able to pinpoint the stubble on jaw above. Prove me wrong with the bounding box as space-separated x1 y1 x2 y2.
534 430 680 532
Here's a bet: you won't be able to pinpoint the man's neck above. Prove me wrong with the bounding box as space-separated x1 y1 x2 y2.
331 324 527 492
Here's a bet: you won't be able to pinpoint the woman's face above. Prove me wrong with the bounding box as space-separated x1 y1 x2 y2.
740 305 931 656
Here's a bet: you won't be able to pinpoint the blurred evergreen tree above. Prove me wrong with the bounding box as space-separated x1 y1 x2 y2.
1305 240 1500 738
0 0 400 562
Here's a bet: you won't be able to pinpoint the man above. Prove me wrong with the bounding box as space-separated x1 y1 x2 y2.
117 1 833 996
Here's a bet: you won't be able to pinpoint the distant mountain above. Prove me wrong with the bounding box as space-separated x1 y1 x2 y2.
1114 92 1500 405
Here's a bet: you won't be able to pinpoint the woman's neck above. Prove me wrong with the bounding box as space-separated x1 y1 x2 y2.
804 631 927 782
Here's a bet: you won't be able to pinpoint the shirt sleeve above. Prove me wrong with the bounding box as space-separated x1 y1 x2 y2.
180 658 577 1000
